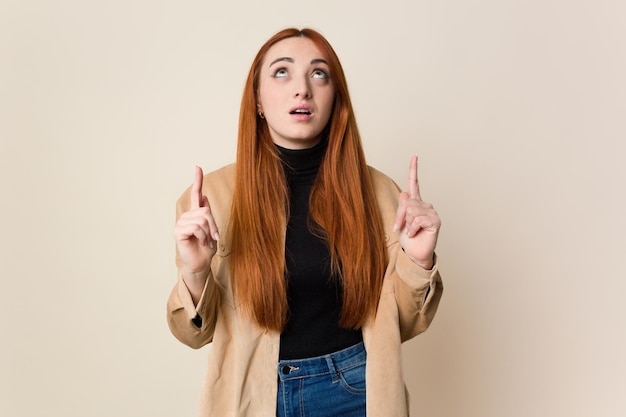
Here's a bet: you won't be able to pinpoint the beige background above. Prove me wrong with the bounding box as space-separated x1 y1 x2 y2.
2 1 625 416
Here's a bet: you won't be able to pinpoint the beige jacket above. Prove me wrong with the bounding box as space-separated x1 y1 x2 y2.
167 164 443 417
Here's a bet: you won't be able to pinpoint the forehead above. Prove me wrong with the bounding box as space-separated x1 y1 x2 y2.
262 37 326 66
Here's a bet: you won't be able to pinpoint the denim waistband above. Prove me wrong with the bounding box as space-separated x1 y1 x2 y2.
277 342 366 381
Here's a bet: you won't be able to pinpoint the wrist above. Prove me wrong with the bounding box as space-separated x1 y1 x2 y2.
408 254 434 270
180 267 210 292
180 268 210 306
181 267 210 282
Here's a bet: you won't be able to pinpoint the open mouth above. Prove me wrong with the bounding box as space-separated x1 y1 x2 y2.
290 109 312 115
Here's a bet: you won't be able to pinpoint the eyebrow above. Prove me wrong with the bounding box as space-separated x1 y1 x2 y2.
268 57 329 67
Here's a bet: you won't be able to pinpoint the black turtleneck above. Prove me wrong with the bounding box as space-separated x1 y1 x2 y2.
276 140 362 360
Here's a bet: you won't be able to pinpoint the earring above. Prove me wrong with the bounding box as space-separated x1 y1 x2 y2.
258 111 265 119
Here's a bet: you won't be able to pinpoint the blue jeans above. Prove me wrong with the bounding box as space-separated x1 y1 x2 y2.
276 342 367 417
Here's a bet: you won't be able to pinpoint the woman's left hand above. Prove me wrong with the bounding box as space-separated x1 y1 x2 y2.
393 155 441 270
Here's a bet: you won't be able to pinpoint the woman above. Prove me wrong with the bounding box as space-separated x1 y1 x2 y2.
167 27 443 417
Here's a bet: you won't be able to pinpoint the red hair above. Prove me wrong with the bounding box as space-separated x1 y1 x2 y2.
230 28 386 331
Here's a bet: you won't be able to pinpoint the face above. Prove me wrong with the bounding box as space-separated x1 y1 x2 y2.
257 37 336 150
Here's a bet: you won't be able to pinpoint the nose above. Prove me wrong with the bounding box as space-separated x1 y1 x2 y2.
293 74 312 99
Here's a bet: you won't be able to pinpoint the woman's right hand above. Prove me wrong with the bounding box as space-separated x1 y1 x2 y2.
175 166 220 281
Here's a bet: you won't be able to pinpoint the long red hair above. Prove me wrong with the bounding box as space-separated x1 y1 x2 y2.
230 28 387 331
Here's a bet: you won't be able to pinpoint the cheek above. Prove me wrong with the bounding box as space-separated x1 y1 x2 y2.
258 83 279 109
320 91 335 120
261 91 286 115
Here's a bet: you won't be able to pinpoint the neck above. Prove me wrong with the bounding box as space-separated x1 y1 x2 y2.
275 138 327 184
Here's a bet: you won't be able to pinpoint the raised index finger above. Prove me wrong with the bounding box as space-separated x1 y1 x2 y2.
408 155 422 200
190 166 204 208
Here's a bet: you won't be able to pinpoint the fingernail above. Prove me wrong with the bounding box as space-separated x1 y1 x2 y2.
213 232 220 241
209 240 214 249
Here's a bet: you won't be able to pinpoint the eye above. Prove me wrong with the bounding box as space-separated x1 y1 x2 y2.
272 68 288 78
312 69 329 80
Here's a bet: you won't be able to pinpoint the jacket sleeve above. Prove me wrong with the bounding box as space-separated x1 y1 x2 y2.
167 270 221 349
391 245 443 342
165 182 222 349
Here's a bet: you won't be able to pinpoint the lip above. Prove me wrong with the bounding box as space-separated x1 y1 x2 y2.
289 105 314 120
